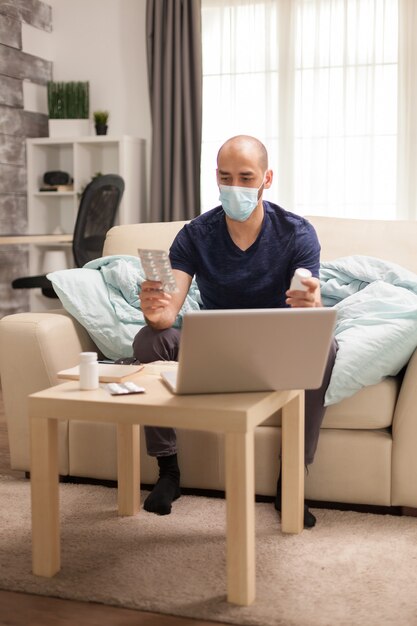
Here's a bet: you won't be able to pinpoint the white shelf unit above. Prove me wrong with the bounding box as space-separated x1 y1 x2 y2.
25 135 146 311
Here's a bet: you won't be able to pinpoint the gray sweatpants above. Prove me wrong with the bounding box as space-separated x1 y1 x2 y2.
133 325 338 466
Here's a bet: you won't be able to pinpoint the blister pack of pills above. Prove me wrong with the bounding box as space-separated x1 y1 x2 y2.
105 381 146 395
137 248 178 293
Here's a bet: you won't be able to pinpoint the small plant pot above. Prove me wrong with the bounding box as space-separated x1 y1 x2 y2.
95 124 108 136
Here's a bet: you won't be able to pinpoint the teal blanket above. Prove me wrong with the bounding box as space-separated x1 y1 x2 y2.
48 254 417 406
320 255 417 405
48 255 201 361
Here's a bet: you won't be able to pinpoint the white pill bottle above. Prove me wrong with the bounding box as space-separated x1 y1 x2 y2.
290 268 312 292
79 352 99 390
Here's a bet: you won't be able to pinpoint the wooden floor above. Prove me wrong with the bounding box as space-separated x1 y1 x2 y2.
0 385 228 626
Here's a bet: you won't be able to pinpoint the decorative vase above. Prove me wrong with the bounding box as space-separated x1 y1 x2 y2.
48 119 90 138
95 124 108 136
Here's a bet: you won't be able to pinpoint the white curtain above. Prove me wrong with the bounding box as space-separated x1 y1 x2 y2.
201 0 416 220
397 0 417 219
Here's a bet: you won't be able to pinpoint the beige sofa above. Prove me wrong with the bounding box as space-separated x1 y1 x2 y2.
1 216 417 510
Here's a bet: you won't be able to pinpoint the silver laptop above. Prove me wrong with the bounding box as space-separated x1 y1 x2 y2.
161 308 337 394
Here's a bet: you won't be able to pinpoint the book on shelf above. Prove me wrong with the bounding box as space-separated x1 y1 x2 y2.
57 363 144 383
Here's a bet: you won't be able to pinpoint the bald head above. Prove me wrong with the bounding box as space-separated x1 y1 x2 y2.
217 135 268 172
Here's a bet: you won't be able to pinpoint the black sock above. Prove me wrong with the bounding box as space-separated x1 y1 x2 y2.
143 453 181 515
274 472 316 529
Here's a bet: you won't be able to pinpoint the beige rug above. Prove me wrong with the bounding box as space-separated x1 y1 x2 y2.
1 474 417 626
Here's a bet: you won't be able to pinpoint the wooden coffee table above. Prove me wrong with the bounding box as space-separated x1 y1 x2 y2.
28 371 304 606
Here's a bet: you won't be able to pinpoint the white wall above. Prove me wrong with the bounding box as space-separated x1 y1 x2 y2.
22 0 152 212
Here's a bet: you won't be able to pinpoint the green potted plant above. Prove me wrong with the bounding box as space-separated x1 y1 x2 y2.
47 81 90 137
93 110 109 135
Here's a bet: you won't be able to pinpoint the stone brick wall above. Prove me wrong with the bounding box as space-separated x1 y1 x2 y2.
0 0 51 317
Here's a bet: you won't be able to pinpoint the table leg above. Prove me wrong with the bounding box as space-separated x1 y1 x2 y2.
30 417 60 576
224 431 255 606
281 391 304 534
117 424 140 516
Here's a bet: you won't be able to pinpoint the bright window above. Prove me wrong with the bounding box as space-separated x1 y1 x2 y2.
201 0 399 219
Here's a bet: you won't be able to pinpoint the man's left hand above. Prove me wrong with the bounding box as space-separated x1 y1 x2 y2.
285 277 322 308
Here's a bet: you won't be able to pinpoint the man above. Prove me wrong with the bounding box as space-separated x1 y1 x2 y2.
135 135 337 528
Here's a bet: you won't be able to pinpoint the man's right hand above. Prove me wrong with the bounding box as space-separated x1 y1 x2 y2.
139 269 192 330
139 280 172 325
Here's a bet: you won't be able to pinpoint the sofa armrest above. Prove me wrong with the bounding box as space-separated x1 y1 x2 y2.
392 347 417 507
0 309 97 472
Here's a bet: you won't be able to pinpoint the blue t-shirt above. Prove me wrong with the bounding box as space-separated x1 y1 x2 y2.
169 201 320 310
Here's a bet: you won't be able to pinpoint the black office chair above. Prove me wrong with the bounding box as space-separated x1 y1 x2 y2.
12 174 125 298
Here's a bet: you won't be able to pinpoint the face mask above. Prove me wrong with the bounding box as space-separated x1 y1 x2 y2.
219 178 265 222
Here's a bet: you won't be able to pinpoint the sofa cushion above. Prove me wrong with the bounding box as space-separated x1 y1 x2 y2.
322 376 400 429
261 377 399 430
103 221 188 256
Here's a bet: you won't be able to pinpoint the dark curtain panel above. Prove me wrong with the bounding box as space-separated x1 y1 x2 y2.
146 0 202 222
